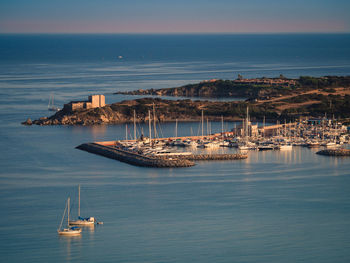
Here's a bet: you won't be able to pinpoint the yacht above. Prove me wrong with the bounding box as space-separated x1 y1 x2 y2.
57 197 82 236
69 185 95 226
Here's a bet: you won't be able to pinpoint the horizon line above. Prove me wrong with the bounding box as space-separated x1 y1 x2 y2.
0 31 349 35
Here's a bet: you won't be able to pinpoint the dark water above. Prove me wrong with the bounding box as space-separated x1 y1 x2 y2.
1 34 350 263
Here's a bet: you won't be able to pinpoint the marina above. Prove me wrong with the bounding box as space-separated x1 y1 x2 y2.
77 110 350 167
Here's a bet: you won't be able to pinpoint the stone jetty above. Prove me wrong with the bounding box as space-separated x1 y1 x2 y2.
76 143 195 168
316 148 350 156
76 142 248 168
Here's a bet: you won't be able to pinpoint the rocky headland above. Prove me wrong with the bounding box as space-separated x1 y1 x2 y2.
23 98 262 126
115 76 350 100
23 76 350 126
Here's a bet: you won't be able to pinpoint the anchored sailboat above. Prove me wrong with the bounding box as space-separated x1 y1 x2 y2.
48 93 60 112
69 185 95 226
57 197 82 235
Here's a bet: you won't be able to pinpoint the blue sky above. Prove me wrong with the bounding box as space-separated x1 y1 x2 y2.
0 0 349 33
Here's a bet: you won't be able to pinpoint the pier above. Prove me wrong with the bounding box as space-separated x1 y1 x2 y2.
77 143 195 168
76 141 248 168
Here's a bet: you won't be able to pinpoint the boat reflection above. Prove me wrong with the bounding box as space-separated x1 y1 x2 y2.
80 224 95 233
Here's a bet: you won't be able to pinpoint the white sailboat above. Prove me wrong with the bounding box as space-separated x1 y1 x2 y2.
69 185 95 226
48 93 60 112
57 197 82 236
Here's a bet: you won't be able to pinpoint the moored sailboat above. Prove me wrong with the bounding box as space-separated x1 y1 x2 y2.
48 93 60 112
69 185 95 226
57 197 82 236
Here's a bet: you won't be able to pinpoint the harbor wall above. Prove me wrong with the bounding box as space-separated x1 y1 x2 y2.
76 143 195 168
77 142 248 168
316 148 350 156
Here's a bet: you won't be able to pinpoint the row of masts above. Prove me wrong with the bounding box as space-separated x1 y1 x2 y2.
124 105 281 142
126 107 228 143
123 105 346 145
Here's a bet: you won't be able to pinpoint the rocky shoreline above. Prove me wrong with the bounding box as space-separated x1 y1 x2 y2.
23 98 249 126
115 76 350 100
22 76 350 126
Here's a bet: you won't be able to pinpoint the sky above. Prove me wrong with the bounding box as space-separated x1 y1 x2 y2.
0 0 349 33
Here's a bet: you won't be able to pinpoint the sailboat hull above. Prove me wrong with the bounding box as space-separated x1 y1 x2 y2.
58 228 82 235
69 220 95 226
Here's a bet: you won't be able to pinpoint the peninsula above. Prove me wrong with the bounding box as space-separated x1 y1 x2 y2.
115 75 350 100
23 76 350 126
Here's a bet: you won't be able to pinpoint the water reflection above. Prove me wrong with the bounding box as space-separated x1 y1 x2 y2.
58 225 98 262
58 235 82 263
89 125 107 140
71 125 107 140
81 224 95 233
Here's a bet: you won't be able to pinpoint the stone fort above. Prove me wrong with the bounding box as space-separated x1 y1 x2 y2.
63 95 105 111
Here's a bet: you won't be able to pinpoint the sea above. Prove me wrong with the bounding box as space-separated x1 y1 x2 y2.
1 34 350 263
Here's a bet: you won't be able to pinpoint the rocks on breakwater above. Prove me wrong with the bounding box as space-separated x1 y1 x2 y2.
316 148 350 156
76 143 248 168
76 143 195 168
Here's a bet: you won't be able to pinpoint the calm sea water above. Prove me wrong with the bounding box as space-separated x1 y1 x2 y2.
1 34 350 263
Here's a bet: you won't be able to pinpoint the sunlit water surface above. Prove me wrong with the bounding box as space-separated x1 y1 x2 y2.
1 34 350 263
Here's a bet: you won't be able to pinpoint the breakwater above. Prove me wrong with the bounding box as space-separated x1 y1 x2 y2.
76 143 248 168
77 143 195 168
316 148 350 156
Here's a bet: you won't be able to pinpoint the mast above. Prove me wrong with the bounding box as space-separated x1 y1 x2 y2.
148 110 152 145
322 117 325 141
153 103 157 139
206 118 209 136
68 197 70 226
246 106 249 139
201 110 204 138
263 115 265 138
48 93 53 108
78 185 80 217
175 119 178 138
242 119 245 137
58 199 67 230
133 110 136 141
125 124 128 140
284 119 287 137
221 115 224 140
